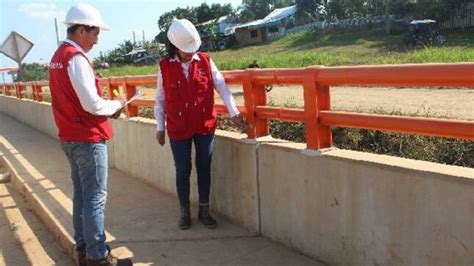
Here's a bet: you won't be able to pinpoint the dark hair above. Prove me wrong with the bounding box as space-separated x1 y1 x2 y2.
165 39 178 59
67 24 97 35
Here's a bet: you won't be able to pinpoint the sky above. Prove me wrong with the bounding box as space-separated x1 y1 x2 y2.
0 0 243 67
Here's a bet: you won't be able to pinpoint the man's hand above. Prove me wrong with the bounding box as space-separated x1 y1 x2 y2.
109 107 123 119
115 94 126 107
231 114 250 132
156 131 166 146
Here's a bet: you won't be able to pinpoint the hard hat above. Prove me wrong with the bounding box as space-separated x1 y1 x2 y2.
167 19 201 53
64 3 110 31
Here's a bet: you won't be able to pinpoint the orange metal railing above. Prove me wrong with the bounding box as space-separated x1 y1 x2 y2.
1 63 473 149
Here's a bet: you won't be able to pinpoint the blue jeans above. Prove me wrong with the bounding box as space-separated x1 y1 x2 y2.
170 133 215 206
61 141 108 260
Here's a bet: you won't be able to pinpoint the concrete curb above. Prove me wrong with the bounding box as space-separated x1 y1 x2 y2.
1 156 78 262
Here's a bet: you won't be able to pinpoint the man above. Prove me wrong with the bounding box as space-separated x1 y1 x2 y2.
49 3 131 266
248 59 261 69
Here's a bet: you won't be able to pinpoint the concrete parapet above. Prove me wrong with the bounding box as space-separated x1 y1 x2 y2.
1 95 473 265
0 96 57 138
257 140 474 265
211 130 259 232
109 118 260 232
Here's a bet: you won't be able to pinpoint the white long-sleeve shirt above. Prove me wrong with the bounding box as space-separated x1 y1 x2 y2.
154 54 239 131
64 39 122 116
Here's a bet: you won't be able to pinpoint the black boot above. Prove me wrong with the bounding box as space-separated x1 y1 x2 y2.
76 246 86 266
198 204 217 229
85 244 132 266
179 204 191 230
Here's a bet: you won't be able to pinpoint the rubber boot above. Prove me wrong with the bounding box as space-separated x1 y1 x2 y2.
179 203 191 230
198 204 217 229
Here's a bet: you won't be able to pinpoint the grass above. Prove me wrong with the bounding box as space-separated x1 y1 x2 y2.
97 30 474 77
98 65 158 77
216 106 474 168
62 30 474 167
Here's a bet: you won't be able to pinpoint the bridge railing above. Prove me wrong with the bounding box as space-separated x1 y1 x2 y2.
1 63 473 150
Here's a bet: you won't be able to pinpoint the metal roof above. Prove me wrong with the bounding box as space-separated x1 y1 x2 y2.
232 5 297 31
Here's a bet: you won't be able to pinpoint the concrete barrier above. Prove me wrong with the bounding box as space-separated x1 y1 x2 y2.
257 141 473 265
1 95 473 265
0 96 57 138
108 117 259 232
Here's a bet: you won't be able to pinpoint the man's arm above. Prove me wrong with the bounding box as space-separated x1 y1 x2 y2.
68 55 123 116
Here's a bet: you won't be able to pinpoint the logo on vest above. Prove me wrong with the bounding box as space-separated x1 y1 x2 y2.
49 62 63 69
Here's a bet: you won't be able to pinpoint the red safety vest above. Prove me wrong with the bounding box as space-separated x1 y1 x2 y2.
160 53 216 140
49 42 113 142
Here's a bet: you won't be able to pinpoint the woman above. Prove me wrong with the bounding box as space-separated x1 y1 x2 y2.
154 19 248 230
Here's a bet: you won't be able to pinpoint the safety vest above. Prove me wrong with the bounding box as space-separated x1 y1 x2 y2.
49 42 113 142
160 53 216 140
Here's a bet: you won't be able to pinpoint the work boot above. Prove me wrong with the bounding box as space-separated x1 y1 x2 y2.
198 204 217 229
76 246 86 266
85 244 133 266
86 256 132 266
179 204 191 230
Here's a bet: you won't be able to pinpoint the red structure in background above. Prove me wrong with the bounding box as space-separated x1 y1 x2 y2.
2 63 473 149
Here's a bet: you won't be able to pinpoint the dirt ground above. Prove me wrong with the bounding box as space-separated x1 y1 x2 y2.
220 85 474 121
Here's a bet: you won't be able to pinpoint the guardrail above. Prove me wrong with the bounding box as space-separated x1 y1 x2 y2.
1 63 473 150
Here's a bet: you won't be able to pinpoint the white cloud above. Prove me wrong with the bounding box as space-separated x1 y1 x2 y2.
19 3 66 21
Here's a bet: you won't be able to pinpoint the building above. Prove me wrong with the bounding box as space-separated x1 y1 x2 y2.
195 15 239 51
232 5 297 46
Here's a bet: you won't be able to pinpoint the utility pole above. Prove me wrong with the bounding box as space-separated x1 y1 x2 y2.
385 0 390 34
54 18 61 47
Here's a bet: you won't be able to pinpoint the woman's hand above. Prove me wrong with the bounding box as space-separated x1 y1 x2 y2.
156 131 166 146
231 114 250 132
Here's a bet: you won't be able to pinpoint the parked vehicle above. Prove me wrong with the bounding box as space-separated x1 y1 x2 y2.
126 48 156 65
405 20 446 47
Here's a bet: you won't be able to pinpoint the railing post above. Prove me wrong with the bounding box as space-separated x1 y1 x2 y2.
242 70 269 138
303 66 332 149
303 68 319 149
37 84 44 102
124 82 138 117
106 78 114 100
316 84 332 148
253 82 269 137
15 83 21 98
242 75 256 138
31 82 37 101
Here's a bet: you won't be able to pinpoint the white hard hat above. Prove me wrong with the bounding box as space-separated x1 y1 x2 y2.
167 19 201 53
64 3 110 31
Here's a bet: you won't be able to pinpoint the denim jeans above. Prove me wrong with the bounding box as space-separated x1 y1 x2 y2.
61 141 108 260
170 133 215 206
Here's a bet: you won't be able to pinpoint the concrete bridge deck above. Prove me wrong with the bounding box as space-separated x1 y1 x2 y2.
0 112 322 265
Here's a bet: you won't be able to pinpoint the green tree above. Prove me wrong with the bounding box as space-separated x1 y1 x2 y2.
210 3 233 18
414 0 470 21
238 0 274 22
195 3 213 23
16 63 47 82
156 7 196 43
327 0 346 20
295 0 324 22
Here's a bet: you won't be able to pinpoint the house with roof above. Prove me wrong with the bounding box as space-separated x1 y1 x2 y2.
231 5 297 46
195 15 239 51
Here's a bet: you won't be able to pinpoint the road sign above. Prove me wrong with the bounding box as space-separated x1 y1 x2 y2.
0 31 34 64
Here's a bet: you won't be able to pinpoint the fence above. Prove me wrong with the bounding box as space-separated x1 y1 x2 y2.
1 63 473 150
440 4 474 30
